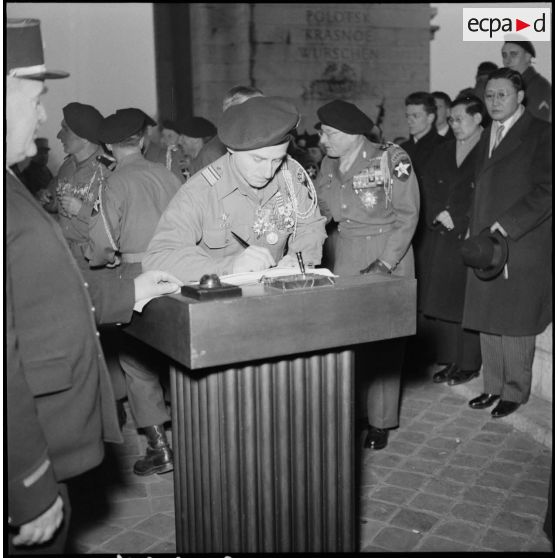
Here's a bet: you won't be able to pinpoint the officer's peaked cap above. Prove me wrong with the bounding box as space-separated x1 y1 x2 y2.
218 96 300 150
317 100 374 135
99 109 146 144
7 18 69 80
63 102 104 144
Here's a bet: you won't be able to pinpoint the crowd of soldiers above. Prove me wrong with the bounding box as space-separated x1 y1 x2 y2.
7 17 552 553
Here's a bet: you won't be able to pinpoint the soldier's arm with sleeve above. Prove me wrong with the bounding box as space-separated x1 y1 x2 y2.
7 269 60 532
143 185 240 282
86 174 124 267
496 123 551 239
380 146 420 269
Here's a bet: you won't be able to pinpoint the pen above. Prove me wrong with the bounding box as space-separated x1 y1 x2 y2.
296 251 306 275
231 231 250 249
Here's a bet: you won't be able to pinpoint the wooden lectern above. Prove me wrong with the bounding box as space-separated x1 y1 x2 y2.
124 274 415 553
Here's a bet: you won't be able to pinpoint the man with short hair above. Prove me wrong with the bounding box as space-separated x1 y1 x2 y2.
401 92 447 367
431 91 454 140
6 18 181 552
143 95 326 282
39 102 111 269
501 40 551 122
463 67 552 418
86 109 183 476
314 99 419 450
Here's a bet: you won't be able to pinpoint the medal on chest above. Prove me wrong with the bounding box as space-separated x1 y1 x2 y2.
352 160 387 209
252 191 295 244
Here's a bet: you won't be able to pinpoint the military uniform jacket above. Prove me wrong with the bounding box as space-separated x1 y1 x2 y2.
47 147 110 249
315 139 419 273
522 66 551 122
143 154 327 282
7 172 123 527
87 152 182 271
462 111 552 336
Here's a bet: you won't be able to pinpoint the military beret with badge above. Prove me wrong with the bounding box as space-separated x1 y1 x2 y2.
316 100 374 135
63 102 104 144
218 96 300 150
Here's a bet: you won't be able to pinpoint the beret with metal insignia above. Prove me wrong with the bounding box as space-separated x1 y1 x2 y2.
99 109 146 144
218 96 300 150
63 102 104 144
316 100 374 135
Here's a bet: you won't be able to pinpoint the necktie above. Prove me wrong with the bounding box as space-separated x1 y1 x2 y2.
490 124 505 157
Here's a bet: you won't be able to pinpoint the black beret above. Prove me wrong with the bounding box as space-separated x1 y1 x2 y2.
218 96 300 150
161 119 180 134
181 116 217 138
505 40 536 58
98 110 146 144
63 102 104 144
316 100 374 135
116 107 156 128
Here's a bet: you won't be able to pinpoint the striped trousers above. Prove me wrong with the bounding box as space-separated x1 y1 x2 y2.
480 333 536 404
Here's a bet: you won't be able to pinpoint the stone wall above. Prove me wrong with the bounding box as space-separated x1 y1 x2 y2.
190 3 432 140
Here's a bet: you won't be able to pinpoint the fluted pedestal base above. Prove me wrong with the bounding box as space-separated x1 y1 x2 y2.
170 349 355 553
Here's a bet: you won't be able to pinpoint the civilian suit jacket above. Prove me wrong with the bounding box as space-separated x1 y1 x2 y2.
462 111 552 335
7 171 131 527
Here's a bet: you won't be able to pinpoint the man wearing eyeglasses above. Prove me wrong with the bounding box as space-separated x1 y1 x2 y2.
314 99 419 451
462 67 552 419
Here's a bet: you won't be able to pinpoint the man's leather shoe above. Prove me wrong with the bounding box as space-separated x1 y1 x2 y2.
468 393 500 409
433 363 457 383
364 426 388 450
447 368 480 386
491 400 520 418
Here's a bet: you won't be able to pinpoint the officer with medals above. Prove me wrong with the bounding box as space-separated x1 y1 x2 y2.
315 99 420 450
39 102 112 270
143 96 327 282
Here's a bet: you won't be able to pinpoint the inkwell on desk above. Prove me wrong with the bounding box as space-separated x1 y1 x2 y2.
261 251 336 292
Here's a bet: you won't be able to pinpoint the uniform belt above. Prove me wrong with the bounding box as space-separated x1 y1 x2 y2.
120 252 146 264
338 223 395 237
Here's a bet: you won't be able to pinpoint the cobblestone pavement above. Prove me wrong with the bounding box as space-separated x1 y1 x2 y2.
69 368 553 554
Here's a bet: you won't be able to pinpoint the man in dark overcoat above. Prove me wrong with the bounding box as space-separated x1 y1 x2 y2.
6 19 181 552
462 67 552 418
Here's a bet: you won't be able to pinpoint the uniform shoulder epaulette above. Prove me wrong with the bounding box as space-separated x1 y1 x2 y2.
200 164 222 187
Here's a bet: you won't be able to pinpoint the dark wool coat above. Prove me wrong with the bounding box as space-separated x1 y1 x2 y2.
7 172 130 526
462 111 552 336
401 127 447 283
419 139 480 322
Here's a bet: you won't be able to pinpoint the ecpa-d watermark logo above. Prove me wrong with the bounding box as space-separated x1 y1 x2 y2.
463 8 551 41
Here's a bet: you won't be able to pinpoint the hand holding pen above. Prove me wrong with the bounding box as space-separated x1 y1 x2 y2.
230 231 275 273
